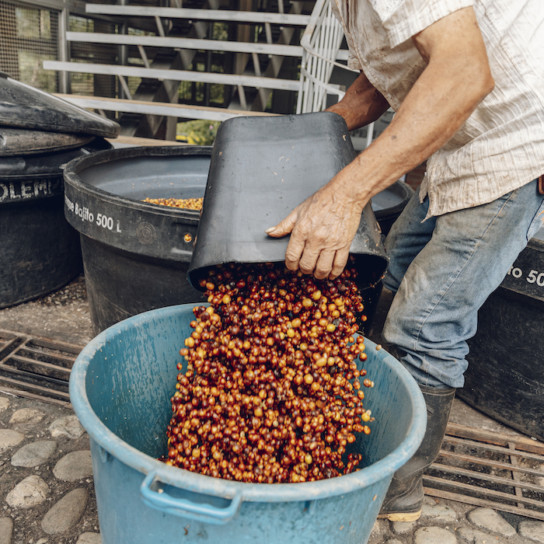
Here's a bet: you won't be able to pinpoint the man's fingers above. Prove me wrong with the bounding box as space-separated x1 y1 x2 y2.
298 246 322 275
314 251 335 280
284 236 306 271
329 248 350 280
265 210 298 238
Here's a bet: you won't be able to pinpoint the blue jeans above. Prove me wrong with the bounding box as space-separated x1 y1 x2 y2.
382 179 544 388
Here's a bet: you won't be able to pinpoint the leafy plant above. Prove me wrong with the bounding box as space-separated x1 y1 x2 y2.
176 120 221 145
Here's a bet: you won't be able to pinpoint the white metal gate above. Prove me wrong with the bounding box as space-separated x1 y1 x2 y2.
296 0 376 148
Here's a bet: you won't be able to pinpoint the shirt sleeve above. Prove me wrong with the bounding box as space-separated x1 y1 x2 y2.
368 0 475 48
330 0 363 70
348 50 363 71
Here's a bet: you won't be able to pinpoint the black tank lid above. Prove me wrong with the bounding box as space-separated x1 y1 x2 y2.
0 128 94 156
0 73 119 139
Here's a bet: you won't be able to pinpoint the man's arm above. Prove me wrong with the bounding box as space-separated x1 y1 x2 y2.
326 71 390 131
267 7 494 280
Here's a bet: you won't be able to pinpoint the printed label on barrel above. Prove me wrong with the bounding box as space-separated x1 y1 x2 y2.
64 185 198 260
501 246 544 301
64 193 123 234
0 177 62 203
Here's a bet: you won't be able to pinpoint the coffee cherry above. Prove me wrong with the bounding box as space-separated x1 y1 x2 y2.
161 261 373 483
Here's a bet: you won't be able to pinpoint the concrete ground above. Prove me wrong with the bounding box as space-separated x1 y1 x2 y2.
0 275 543 544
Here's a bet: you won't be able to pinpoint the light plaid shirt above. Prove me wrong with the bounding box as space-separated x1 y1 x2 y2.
332 0 544 218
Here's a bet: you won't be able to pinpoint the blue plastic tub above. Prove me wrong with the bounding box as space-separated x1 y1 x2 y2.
70 304 426 544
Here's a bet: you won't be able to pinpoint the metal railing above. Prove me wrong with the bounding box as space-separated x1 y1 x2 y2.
296 0 376 148
296 0 349 114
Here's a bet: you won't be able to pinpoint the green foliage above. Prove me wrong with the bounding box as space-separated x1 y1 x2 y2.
176 120 221 145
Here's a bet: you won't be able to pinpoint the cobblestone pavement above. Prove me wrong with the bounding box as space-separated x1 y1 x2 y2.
1 390 544 544
1 278 543 543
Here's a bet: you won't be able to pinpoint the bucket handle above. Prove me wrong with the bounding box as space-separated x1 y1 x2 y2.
140 472 243 525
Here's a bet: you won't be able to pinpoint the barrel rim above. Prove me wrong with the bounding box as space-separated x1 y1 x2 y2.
70 303 426 503
63 145 213 222
372 180 414 220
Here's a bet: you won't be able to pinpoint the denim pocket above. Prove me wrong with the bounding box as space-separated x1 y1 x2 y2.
526 198 544 242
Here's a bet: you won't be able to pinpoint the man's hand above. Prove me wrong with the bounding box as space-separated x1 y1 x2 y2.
266 169 365 280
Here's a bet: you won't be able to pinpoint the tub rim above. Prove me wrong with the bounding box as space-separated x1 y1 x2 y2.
69 303 426 503
63 145 213 222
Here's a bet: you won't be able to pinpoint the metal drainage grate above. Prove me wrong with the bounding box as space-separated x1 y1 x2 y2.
0 329 83 406
1 329 543 521
426 422 544 521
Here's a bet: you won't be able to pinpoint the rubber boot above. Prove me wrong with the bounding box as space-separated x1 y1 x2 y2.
378 385 456 522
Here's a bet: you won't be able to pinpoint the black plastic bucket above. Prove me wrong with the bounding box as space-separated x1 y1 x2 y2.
63 146 212 333
0 137 111 308
460 228 544 441
185 114 414 335
187 113 389 291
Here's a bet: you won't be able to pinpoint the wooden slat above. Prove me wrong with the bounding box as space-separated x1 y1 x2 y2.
85 4 312 26
0 363 68 386
447 421 544 455
0 330 19 341
431 462 544 494
26 336 83 355
106 135 185 147
0 330 83 356
14 347 76 367
444 434 544 463
0 336 22 363
426 422 544 521
424 485 544 522
0 384 70 407
439 448 544 478
0 330 79 405
4 356 72 380
66 31 305 58
509 442 526 509
54 94 277 122
43 61 302 92
425 475 544 509
0 374 69 400
65 31 349 61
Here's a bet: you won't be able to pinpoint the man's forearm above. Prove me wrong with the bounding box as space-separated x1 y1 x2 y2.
326 71 390 131
331 7 495 208
266 7 495 280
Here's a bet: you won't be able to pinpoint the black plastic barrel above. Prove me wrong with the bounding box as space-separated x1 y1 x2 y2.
0 73 119 308
0 137 111 308
63 143 412 334
460 227 544 441
372 180 413 236
63 146 212 333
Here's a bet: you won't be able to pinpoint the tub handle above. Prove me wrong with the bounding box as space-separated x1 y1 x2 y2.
140 472 242 525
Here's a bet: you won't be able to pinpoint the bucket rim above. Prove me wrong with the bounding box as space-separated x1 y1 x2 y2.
70 304 426 502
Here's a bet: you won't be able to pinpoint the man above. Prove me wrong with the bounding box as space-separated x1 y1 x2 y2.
266 0 544 521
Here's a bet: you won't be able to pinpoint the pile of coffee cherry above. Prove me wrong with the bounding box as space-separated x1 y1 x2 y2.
162 262 375 483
